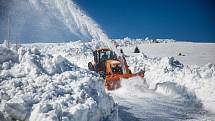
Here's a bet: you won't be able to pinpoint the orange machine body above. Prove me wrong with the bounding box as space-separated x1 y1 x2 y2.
88 48 144 90
104 60 144 90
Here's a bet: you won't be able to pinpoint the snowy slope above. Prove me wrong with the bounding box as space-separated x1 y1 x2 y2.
0 40 215 121
120 42 215 66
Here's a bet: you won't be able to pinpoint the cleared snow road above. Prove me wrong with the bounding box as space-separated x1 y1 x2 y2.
110 79 214 121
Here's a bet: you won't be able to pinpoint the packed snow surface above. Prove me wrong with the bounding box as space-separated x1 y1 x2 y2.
0 40 215 121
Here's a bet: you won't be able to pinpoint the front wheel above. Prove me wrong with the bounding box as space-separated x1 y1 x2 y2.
88 62 95 71
128 69 132 74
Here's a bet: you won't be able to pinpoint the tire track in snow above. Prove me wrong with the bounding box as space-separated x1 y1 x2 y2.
110 78 213 121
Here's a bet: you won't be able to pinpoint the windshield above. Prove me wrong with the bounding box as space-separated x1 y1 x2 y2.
100 50 117 61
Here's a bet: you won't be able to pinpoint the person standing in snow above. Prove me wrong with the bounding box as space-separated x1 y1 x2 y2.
119 49 130 74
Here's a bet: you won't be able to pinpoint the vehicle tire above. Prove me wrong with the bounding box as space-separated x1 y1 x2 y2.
99 71 106 79
128 69 132 74
88 62 95 71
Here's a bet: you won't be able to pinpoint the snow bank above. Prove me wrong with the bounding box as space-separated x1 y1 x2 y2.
0 47 18 64
23 41 95 69
0 46 116 121
127 53 215 113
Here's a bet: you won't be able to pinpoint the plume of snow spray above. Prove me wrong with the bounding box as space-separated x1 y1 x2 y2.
29 0 121 56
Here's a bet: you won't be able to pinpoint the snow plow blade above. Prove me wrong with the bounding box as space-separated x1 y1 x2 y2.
105 72 144 90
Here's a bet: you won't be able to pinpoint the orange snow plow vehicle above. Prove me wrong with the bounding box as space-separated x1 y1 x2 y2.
88 48 144 90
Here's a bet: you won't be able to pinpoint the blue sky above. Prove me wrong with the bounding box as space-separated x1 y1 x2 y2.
75 0 215 42
0 0 215 43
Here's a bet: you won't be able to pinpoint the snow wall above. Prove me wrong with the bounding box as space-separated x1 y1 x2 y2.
125 53 215 113
0 46 117 121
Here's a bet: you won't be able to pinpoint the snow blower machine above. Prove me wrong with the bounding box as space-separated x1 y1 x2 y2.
88 48 144 90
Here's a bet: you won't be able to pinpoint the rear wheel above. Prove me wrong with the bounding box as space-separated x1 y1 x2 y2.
88 62 95 71
99 71 106 79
